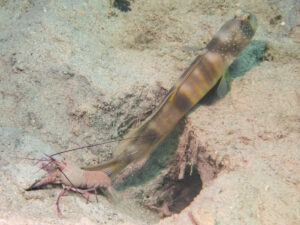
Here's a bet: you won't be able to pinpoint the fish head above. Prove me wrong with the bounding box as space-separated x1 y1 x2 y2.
207 10 258 58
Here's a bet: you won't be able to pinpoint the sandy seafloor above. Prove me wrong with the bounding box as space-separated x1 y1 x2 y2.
0 0 299 224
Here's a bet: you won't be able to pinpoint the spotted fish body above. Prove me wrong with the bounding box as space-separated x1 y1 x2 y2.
85 10 257 176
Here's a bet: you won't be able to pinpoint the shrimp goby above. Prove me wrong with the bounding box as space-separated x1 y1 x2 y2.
27 156 113 214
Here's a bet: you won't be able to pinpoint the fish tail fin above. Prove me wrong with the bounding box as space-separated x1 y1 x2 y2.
82 158 124 176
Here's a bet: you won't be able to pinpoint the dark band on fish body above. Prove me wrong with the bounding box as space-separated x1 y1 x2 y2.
173 90 195 113
125 127 161 149
141 128 161 144
189 67 210 91
207 37 246 55
199 57 221 84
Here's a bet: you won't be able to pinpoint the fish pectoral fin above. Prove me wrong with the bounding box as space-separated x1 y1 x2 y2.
216 71 231 98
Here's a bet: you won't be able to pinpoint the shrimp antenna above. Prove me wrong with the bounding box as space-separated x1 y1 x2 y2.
51 134 156 157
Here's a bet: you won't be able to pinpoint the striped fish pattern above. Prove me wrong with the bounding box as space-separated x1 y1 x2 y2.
84 10 257 176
